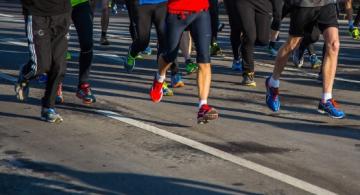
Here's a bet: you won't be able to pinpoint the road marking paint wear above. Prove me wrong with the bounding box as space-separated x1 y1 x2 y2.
97 110 337 195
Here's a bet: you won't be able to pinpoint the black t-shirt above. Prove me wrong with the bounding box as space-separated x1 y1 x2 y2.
287 0 336 7
21 0 71 16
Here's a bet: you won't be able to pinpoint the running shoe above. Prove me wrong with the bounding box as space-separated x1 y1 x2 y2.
76 82 96 104
268 46 278 57
100 36 110 45
55 83 64 104
241 72 256 87
185 59 198 75
162 82 174 96
171 73 185 88
111 2 118 15
231 60 242 71
197 104 219 124
142 46 152 56
15 65 30 101
36 73 48 84
210 42 222 56
350 27 360 40
292 48 304 68
265 77 280 112
125 53 136 73
150 76 164 103
309 54 322 69
135 54 144 60
66 51 72 60
318 99 345 119
41 107 63 123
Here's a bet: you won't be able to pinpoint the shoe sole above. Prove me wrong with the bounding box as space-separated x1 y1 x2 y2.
172 82 185 88
197 111 219 124
317 109 345 119
242 82 257 87
41 116 63 123
76 94 95 105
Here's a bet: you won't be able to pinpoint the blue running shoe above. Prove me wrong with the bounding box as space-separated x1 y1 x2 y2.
41 107 63 123
318 99 345 119
231 60 242 71
171 73 185 88
268 46 278 57
142 46 152 56
265 77 280 112
309 54 322 69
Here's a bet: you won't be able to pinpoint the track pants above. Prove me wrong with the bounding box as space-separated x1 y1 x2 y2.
72 2 94 86
238 0 271 73
130 2 167 57
224 0 241 60
23 13 70 108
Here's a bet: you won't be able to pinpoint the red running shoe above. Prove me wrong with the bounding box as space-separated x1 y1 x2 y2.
150 77 164 103
76 82 96 104
197 104 219 124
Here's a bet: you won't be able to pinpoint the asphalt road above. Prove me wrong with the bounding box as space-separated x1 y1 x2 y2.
0 1 359 195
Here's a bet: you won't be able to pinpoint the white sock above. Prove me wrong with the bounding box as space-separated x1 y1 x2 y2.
156 73 166 83
322 93 332 102
199 99 207 108
269 76 280 88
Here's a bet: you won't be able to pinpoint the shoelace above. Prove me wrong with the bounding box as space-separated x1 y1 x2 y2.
329 99 339 108
271 87 279 101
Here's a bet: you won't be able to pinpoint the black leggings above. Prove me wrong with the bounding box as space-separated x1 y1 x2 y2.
209 0 219 43
298 25 320 57
238 0 271 73
125 0 137 41
224 0 241 60
130 2 167 57
162 11 212 64
72 2 94 86
271 0 284 31
354 8 360 27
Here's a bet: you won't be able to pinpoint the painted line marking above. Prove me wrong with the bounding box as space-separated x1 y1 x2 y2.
97 110 337 195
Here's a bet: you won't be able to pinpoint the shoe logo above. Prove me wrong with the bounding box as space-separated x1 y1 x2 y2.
37 29 45 36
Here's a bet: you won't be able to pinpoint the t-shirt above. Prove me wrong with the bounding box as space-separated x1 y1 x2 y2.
167 0 209 13
71 0 88 7
22 0 71 16
139 0 167 5
287 0 336 7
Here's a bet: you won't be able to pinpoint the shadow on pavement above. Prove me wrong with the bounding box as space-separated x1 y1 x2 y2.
0 158 261 195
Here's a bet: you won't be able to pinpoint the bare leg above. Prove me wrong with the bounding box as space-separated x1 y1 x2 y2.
321 27 339 96
197 63 211 101
272 36 302 80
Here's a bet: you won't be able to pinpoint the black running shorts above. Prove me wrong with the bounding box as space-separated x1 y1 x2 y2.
289 3 338 37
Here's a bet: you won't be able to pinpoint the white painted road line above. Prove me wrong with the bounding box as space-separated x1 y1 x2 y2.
97 110 337 195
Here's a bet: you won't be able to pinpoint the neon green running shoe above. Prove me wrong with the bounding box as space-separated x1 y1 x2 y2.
185 59 198 75
125 53 136 73
65 51 72 60
350 27 360 40
162 82 174 96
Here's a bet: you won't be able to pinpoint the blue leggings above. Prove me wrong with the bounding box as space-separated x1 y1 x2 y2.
162 10 211 64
